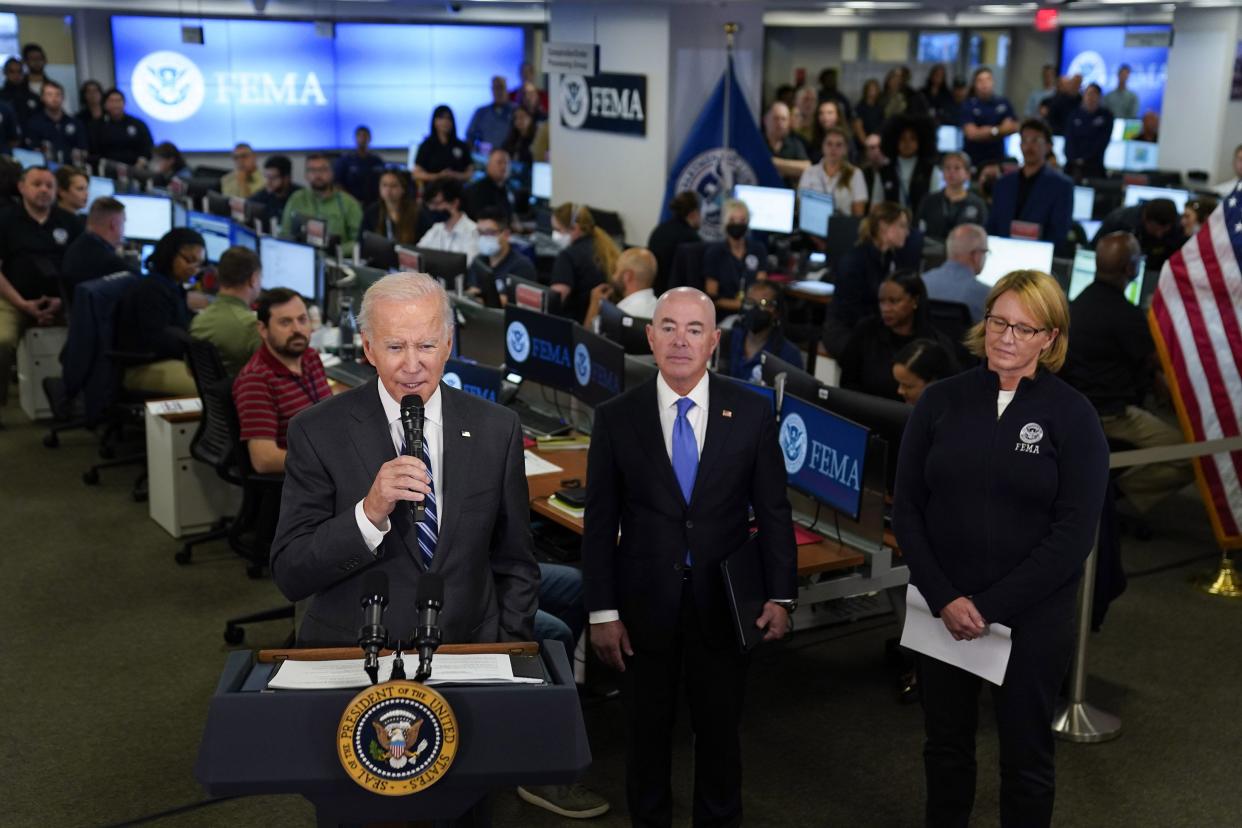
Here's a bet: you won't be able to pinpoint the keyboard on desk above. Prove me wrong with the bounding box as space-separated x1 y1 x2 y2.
326 360 377 387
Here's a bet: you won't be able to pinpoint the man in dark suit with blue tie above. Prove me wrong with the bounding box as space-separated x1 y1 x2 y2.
583 287 798 827
986 118 1074 246
270 272 539 647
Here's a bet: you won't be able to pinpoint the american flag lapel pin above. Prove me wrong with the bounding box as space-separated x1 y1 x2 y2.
722 409 733 418
461 430 471 437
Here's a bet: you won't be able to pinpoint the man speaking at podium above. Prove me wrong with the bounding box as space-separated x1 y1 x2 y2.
271 273 539 647
583 287 798 826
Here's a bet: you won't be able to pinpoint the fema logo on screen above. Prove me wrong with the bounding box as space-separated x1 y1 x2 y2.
675 149 759 242
559 74 590 129
1066 51 1108 89
443 373 462 390
573 343 592 386
779 414 808 474
131 50 206 122
506 321 531 363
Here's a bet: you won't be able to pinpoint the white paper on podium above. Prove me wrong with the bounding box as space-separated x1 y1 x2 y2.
266 653 544 691
900 584 1013 686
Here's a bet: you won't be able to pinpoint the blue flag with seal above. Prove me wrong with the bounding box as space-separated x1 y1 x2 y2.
661 57 782 241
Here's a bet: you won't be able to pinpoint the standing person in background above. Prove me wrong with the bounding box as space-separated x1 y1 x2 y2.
822 201 910 356
894 270 1108 828
1134 111 1159 143
647 191 702 294
77 81 104 129
986 119 1073 245
465 76 515 152
333 125 386 206
462 148 515 224
1102 64 1139 120
917 152 989 242
509 61 548 115
1 58 39 125
89 89 153 166
1025 65 1057 118
798 126 869 216
248 155 300 227
549 202 620 324
1043 75 1083 136
220 143 264 199
874 115 941 214
763 102 810 188
0 97 21 152
853 79 885 146
922 64 956 125
817 67 855 124
413 105 474 186
280 153 363 254
25 80 86 164
702 199 768 315
502 106 538 172
791 85 819 151
859 132 887 198
961 68 1019 169
808 99 853 164
1065 84 1114 180
362 169 422 246
21 44 49 97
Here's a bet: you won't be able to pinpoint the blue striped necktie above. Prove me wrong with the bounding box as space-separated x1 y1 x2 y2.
398 435 438 568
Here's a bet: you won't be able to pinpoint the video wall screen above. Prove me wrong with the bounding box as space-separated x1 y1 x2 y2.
1059 25 1171 116
112 16 524 151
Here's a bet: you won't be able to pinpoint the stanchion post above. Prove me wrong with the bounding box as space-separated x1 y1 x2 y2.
1052 527 1121 743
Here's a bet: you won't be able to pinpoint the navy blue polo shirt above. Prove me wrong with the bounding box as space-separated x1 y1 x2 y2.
961 95 1016 165
24 111 88 162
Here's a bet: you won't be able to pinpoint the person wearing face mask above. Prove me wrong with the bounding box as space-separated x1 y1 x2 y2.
549 202 620 324
840 270 958 401
822 201 911 356
725 281 803 383
874 115 941 214
114 228 205 396
416 178 479 263
702 199 768 316
892 338 957 405
465 206 535 307
190 246 264 376
916 152 988 241
584 246 659 332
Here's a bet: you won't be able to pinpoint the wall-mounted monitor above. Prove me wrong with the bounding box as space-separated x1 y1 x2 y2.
1060 25 1171 116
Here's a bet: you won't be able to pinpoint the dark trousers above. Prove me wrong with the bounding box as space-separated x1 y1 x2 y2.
918 617 1074 828
623 578 749 828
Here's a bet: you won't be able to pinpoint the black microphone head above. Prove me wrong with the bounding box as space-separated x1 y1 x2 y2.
417 573 444 608
361 569 389 607
400 394 424 413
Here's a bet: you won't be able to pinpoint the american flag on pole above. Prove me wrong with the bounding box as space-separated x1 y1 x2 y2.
1149 185 1242 549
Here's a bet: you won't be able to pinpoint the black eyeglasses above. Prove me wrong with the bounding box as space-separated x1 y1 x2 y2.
984 314 1045 341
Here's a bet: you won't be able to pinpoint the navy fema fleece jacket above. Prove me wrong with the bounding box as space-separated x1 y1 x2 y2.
893 364 1109 626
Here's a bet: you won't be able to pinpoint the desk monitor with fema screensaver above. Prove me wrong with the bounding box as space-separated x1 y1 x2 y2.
1123 184 1190 214
186 210 232 263
976 235 1055 288
443 357 504 403
777 392 870 522
504 304 575 391
1068 248 1152 307
115 194 173 242
570 324 625 407
733 185 795 234
259 237 320 300
798 190 835 238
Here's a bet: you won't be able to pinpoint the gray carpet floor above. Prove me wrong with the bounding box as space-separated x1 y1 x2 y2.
2 396 1239 827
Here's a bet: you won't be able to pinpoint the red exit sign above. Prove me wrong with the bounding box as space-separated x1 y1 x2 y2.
1035 8 1060 32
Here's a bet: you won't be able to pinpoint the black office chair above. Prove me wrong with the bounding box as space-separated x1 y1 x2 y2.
667 241 708 291
587 206 625 243
926 299 976 368
825 216 862 273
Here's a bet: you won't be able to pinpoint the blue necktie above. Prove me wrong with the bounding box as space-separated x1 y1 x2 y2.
399 434 438 569
672 397 698 503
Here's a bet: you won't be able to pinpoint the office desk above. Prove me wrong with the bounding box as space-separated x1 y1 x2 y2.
145 399 241 538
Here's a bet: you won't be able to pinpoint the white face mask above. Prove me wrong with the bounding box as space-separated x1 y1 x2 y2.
552 229 572 249
477 234 501 258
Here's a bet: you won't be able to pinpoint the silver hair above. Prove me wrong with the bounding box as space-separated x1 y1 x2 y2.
946 222 988 260
721 198 750 222
358 271 454 340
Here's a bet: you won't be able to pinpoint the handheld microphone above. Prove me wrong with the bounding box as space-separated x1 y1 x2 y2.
413 573 445 683
400 394 426 523
358 569 389 685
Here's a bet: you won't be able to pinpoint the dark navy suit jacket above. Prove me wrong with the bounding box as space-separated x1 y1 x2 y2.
986 166 1074 245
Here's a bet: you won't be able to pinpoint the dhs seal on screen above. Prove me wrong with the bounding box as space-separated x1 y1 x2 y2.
558 73 647 136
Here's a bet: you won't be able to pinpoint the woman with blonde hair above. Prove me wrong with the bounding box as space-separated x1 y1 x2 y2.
894 269 1108 828
549 202 620 323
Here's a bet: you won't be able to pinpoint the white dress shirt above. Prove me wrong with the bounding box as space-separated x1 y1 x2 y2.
417 214 480 264
617 288 659 319
590 371 710 625
355 382 446 553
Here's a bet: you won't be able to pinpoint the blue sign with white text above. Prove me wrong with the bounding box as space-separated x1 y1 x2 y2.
111 16 523 152
778 393 869 521
1060 25 1170 116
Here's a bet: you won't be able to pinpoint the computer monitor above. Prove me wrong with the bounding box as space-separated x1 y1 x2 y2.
1124 141 1159 173
596 299 652 355
304 218 329 249
778 392 870 521
115 194 172 242
1068 248 1149 306
359 231 397 270
85 175 116 212
231 223 258 252
531 161 552 201
414 247 469 286
570 323 625 406
732 185 795 234
721 374 776 414
204 191 232 219
443 357 504 403
186 210 232 263
937 125 962 153
798 190 835 238
172 200 187 228
1079 219 1101 245
507 275 561 315
504 305 575 390
1123 184 1190 214
13 147 44 168
1073 186 1094 221
259 237 319 300
976 235 1055 288
624 354 659 390
451 295 506 368
1112 118 1142 141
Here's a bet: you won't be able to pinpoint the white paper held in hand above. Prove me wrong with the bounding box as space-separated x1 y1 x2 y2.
900 584 1013 686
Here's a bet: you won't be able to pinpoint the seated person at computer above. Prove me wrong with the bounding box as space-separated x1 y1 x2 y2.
417 178 479 263
413 104 475 186
985 118 1073 245
1181 197 1216 239
151 141 192 184
60 196 135 292
362 169 422 245
24 80 86 164
1064 84 1113 180
114 228 205 397
872 115 942 214
1061 231 1193 514
248 154 300 226
220 143 263 198
54 165 88 217
822 201 909 356
702 198 767 315
466 206 535 304
281 153 363 254
462 148 515 224
916 151 988 241
1096 197 1185 272
549 203 620 324
583 246 659 331
892 338 957 405
87 88 153 167
840 271 957 402
190 246 262 376
797 126 869 216
233 287 330 475
334 125 386 205
647 191 702 293
920 223 991 322
726 281 803 383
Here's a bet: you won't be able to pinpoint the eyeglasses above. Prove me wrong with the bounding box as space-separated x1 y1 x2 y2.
985 314 1045 341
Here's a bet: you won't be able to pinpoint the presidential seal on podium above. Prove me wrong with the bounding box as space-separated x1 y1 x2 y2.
337 680 459 795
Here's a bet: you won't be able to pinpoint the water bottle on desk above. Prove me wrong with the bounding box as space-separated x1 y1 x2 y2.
338 296 357 362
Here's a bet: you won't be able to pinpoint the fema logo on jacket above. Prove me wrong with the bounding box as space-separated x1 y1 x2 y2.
1016 422 1044 454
